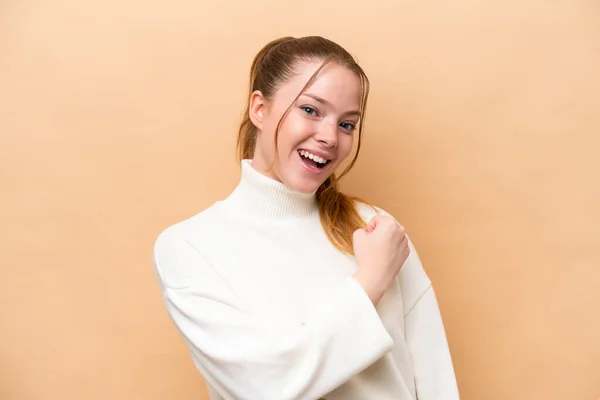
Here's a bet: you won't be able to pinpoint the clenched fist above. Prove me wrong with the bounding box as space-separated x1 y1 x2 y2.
353 215 410 306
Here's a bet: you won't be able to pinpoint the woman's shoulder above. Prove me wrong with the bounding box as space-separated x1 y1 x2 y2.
153 202 228 260
156 201 222 234
152 202 231 287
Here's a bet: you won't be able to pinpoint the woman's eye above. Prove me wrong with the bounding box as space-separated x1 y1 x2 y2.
340 122 356 132
302 106 317 116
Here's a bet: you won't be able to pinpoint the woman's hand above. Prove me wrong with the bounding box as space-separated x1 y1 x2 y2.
352 215 410 305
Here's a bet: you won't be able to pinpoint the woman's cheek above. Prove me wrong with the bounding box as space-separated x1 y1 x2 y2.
285 117 312 142
338 136 354 160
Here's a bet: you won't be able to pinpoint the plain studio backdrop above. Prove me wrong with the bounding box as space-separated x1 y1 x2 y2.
1 0 599 399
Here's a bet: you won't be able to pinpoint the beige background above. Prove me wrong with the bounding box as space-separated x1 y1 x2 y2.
1 0 599 399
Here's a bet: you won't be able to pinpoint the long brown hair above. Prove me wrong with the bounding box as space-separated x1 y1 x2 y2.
236 36 373 255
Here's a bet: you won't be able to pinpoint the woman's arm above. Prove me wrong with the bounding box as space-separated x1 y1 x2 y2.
404 240 460 399
153 231 393 400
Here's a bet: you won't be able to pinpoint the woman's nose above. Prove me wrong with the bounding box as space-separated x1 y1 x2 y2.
315 123 338 148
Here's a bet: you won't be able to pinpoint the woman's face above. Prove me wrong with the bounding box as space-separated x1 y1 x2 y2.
249 60 362 193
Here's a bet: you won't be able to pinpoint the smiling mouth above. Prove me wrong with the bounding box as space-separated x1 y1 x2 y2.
298 150 331 169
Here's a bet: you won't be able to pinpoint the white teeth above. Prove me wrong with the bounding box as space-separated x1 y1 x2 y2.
299 150 328 165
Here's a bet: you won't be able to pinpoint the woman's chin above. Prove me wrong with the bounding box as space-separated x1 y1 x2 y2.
284 175 325 194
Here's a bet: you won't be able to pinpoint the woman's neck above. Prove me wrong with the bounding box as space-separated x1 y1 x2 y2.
222 159 319 221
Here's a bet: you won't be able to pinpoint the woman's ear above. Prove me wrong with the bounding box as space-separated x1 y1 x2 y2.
249 90 266 131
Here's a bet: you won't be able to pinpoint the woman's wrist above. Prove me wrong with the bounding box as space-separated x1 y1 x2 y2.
353 268 386 306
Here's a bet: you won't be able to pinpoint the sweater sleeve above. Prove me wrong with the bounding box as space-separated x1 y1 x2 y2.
153 232 394 400
363 204 460 398
403 244 460 399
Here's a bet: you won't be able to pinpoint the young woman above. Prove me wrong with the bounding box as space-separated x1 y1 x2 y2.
153 36 459 400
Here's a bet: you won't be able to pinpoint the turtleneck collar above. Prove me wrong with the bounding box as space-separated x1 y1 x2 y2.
222 159 319 221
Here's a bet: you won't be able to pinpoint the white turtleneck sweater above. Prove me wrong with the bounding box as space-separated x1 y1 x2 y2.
153 160 459 400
